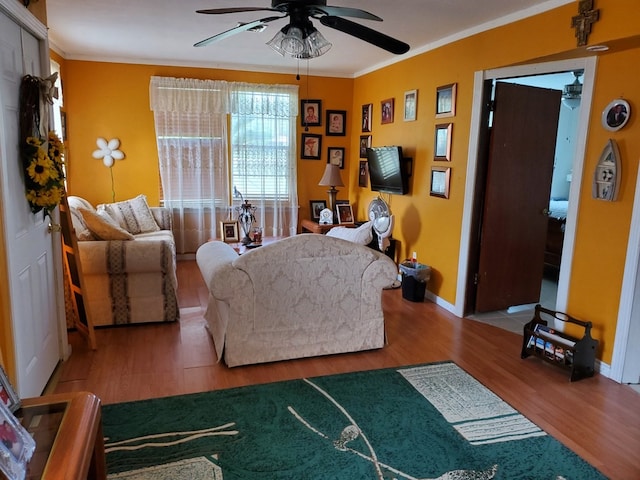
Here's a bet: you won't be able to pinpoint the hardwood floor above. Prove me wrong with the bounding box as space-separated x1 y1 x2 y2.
52 260 640 479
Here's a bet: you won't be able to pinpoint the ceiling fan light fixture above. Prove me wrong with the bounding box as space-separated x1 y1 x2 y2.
295 29 332 58
267 25 305 55
562 70 583 110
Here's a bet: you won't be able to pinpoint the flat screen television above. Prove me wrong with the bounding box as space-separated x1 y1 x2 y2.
366 146 409 195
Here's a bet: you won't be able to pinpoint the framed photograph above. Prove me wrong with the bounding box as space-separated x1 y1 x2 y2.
0 400 36 480
404 89 418 121
434 123 453 161
301 99 322 127
358 161 368 187
430 166 451 198
336 203 354 224
220 221 239 242
361 103 372 132
0 367 19 413
359 135 372 158
436 83 457 118
381 98 394 124
309 200 327 221
326 110 346 136
602 98 630 132
301 133 322 159
327 147 345 169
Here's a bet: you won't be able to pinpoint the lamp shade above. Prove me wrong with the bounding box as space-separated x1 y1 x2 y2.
318 163 344 187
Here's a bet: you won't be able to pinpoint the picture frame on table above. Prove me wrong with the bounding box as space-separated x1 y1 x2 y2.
326 110 346 136
0 400 36 480
434 123 453 161
220 221 239 243
381 98 394 124
301 99 322 127
403 89 418 121
430 166 451 198
361 103 372 132
309 200 327 221
336 203 354 224
301 133 322 159
0 367 20 413
327 147 345 169
359 135 371 158
436 83 457 118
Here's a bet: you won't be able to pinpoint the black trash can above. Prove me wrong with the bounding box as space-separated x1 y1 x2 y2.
399 261 431 302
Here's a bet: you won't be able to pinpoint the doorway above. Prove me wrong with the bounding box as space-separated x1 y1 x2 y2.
455 58 597 325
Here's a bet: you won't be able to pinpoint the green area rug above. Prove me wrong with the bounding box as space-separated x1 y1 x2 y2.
102 362 604 479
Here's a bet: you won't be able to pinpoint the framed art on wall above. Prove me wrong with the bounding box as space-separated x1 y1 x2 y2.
362 103 372 132
359 135 372 158
301 133 322 159
326 110 346 136
381 98 394 124
434 123 452 161
301 99 322 127
327 147 345 169
430 166 451 198
359 161 368 187
602 98 630 132
404 89 417 121
436 83 457 118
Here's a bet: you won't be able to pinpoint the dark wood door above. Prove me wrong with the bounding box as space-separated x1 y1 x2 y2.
475 82 561 313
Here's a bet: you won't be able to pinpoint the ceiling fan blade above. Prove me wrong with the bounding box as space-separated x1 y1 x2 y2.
309 6 382 21
197 7 278 15
194 16 283 47
320 16 409 54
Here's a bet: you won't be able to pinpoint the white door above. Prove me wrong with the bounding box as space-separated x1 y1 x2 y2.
0 9 62 397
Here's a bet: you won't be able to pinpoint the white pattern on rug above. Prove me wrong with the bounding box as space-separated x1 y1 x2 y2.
399 363 546 445
108 456 222 479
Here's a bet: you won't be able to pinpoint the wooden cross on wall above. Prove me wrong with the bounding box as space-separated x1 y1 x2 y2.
571 0 600 46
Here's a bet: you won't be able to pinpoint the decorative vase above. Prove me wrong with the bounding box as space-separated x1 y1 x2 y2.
236 200 256 245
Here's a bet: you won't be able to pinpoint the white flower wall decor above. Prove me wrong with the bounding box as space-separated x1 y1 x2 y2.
92 137 124 167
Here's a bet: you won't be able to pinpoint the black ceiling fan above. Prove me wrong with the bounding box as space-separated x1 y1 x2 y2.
194 0 410 56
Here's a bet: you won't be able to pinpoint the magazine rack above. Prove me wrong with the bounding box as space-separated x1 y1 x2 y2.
521 304 598 381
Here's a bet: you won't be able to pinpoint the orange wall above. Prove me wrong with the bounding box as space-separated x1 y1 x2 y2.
350 0 640 364
57 0 640 364
62 62 352 224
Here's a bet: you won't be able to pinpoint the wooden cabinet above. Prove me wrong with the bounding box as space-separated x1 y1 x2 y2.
521 304 598 381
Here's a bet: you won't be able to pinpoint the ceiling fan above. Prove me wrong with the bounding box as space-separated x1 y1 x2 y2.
194 0 410 58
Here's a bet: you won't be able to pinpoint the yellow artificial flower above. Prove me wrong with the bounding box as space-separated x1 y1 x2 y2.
27 153 57 186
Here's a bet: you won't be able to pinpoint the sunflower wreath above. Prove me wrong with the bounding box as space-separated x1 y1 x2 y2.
19 74 65 218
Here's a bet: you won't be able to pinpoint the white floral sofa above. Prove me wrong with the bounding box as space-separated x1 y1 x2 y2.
67 195 179 326
196 234 397 367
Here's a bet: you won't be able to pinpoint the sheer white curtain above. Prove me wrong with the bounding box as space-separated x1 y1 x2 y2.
230 83 299 237
150 76 230 254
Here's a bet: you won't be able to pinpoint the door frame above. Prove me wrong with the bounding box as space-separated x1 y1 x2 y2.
0 0 70 379
455 57 597 316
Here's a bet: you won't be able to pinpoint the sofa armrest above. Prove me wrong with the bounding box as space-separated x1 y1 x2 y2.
196 242 252 299
362 253 398 290
77 239 175 275
150 207 172 231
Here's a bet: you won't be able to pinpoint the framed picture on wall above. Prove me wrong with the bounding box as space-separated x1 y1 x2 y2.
359 135 371 158
381 98 394 124
359 161 368 187
434 123 452 161
301 99 322 127
301 133 322 159
436 83 457 118
326 110 346 136
404 89 418 121
362 103 372 132
327 147 345 169
430 166 451 198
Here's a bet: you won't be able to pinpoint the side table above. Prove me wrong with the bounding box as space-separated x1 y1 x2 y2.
17 391 106 480
232 235 286 254
300 219 356 234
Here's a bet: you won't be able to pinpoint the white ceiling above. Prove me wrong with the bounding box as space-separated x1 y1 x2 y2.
46 0 573 78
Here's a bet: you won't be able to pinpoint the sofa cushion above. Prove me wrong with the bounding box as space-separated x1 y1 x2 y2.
98 194 160 235
326 221 373 245
79 208 135 241
67 196 96 241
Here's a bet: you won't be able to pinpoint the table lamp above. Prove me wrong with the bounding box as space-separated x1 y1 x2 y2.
318 163 344 223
